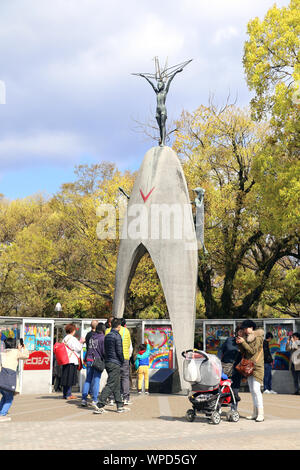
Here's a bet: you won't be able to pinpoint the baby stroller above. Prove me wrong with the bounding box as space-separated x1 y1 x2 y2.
182 349 240 425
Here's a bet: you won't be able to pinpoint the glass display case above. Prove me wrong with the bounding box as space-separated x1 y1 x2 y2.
204 322 234 355
265 320 295 370
21 319 54 394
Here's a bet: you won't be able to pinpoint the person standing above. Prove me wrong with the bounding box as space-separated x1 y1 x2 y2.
94 318 127 414
218 326 243 407
81 323 105 409
61 324 84 400
263 332 277 394
83 320 99 398
0 338 29 422
236 320 265 422
84 320 99 359
119 318 132 405
105 316 114 331
135 339 151 394
286 332 300 395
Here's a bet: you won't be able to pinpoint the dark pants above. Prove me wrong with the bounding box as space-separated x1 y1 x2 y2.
98 362 123 408
63 385 72 398
264 363 273 391
291 364 300 393
231 368 242 410
120 359 130 401
0 389 14 416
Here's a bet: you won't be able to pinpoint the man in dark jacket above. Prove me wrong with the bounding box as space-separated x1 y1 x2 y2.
263 332 277 394
94 318 127 414
217 326 243 408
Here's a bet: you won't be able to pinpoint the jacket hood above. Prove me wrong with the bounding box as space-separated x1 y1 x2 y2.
246 328 264 343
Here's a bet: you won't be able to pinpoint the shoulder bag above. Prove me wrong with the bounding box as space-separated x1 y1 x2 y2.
91 351 105 372
87 336 105 372
235 348 263 378
0 351 17 393
221 362 234 377
64 341 83 371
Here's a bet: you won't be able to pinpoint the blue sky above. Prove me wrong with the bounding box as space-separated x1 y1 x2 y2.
0 0 290 200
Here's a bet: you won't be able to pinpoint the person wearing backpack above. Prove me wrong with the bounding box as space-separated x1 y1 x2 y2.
81 323 105 409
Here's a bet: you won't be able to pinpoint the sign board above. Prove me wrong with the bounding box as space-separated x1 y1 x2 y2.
23 350 51 370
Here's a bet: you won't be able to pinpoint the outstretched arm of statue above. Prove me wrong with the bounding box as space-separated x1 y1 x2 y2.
165 68 183 94
138 74 158 93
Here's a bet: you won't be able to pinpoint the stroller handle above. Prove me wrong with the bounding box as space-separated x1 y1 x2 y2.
181 349 210 361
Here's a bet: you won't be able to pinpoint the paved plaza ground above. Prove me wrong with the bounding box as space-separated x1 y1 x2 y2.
0 391 299 451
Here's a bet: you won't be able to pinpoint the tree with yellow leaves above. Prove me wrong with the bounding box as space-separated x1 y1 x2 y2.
174 101 299 318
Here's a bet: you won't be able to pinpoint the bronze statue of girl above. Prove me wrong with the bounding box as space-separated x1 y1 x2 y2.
133 59 192 147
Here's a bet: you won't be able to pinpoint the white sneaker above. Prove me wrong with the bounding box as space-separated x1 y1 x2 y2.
269 390 277 394
256 408 264 422
263 390 270 394
93 405 107 414
246 407 258 420
107 399 115 406
117 407 130 413
123 400 132 405
0 415 11 422
81 399 88 407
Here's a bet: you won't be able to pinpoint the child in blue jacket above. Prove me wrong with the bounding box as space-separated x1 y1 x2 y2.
135 339 151 394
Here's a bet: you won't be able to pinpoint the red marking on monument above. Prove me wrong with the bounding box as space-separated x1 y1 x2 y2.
140 187 155 203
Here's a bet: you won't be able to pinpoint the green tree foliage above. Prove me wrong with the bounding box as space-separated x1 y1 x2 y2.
174 102 299 318
243 0 299 133
243 0 300 236
1 1 298 320
0 164 167 318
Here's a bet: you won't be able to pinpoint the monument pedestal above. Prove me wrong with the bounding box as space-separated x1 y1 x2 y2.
113 146 198 390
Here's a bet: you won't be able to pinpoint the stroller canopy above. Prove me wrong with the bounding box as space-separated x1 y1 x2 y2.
182 350 222 388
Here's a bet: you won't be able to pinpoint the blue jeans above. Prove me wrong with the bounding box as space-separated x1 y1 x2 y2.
82 362 102 402
264 363 272 391
0 389 14 416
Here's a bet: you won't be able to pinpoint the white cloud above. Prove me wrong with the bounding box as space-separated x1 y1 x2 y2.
212 26 239 45
0 131 93 170
0 0 291 176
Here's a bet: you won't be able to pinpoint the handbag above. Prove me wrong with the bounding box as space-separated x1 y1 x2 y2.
64 340 83 371
91 356 105 373
0 352 17 393
235 358 255 377
221 362 234 377
235 348 263 378
77 356 83 371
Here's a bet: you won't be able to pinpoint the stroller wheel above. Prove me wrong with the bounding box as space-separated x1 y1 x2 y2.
186 409 195 422
210 411 221 425
228 410 240 422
